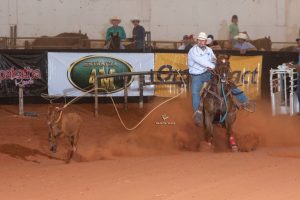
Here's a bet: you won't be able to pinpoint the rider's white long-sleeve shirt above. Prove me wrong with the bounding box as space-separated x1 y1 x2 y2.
188 45 216 75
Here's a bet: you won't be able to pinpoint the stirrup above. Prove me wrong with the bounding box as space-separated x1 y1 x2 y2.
240 101 256 113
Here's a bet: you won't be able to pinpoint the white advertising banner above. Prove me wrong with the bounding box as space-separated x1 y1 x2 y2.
48 52 155 96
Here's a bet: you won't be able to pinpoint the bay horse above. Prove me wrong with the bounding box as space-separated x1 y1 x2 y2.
47 105 82 163
104 32 121 49
202 54 238 151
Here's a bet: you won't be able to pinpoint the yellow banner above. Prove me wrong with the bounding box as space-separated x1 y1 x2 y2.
154 53 188 97
154 53 262 99
229 56 262 99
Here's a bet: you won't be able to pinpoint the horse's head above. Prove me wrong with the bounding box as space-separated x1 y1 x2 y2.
214 54 231 83
109 32 121 49
47 105 63 153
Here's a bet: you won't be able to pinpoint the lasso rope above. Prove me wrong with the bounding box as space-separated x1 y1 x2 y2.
44 69 186 131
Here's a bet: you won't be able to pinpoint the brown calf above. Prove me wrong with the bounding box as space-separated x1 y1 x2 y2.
47 105 82 163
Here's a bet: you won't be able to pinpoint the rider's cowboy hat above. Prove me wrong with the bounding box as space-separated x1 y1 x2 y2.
131 17 140 22
234 32 248 40
110 16 121 22
197 32 208 40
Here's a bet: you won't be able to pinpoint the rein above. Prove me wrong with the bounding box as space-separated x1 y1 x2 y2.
205 60 233 123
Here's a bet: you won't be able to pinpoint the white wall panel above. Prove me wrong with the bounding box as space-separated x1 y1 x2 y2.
0 0 299 42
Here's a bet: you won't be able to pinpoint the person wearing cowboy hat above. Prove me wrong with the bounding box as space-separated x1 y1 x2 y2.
188 32 216 126
106 16 126 42
188 32 249 126
233 32 257 54
178 35 194 51
131 17 145 49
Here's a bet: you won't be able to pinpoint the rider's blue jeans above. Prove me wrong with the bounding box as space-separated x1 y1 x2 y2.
191 72 248 112
191 72 212 112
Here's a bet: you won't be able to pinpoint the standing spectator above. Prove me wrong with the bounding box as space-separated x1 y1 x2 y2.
233 32 257 54
229 15 239 43
131 17 145 49
106 16 126 48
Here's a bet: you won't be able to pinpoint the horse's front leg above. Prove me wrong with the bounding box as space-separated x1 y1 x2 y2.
225 106 238 152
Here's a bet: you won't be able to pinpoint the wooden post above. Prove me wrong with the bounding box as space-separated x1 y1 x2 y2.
139 75 144 109
94 78 98 118
150 69 154 83
124 76 128 111
19 86 24 115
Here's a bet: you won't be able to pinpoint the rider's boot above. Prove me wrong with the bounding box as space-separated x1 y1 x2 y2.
193 110 203 127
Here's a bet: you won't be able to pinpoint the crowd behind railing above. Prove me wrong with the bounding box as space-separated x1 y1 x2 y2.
0 15 298 52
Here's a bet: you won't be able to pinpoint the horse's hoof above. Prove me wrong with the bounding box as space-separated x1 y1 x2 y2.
65 159 71 164
231 145 239 152
200 141 214 152
50 146 57 153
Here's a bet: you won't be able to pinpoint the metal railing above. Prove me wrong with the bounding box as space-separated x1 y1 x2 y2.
0 36 297 51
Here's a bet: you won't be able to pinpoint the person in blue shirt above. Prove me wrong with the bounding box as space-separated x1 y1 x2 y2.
131 17 145 49
233 32 257 54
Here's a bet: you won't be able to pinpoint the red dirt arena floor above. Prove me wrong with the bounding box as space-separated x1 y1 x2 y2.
0 94 300 200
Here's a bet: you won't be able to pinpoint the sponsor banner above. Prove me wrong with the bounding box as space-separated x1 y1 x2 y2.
154 53 262 99
154 53 188 97
48 52 154 96
0 53 47 97
230 56 262 99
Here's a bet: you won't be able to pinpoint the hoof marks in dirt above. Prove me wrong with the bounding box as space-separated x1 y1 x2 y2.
236 133 259 152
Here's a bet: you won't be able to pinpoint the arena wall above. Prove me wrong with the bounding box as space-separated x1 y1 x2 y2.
0 0 299 42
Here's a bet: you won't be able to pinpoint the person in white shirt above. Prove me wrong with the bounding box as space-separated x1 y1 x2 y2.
188 32 249 126
188 32 216 126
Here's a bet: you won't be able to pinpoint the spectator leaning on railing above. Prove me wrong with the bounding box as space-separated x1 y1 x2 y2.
222 40 232 50
131 17 145 49
178 35 194 51
206 34 221 50
233 32 257 54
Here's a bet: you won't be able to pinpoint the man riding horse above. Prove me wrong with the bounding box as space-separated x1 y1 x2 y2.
188 32 250 148
105 16 126 49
